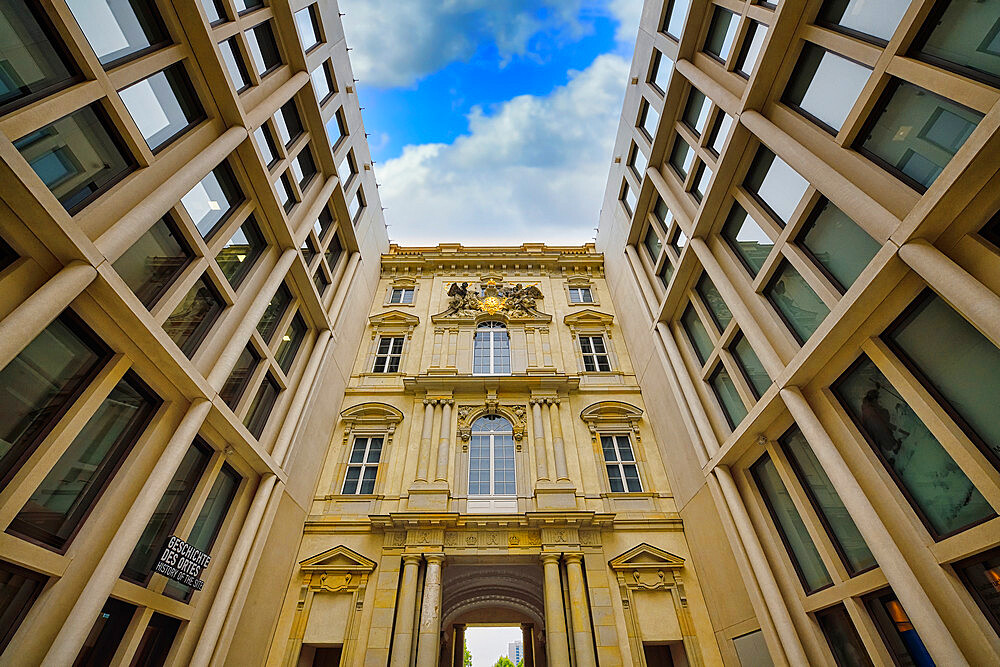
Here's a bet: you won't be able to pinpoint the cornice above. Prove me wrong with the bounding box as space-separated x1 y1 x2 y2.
379 243 605 276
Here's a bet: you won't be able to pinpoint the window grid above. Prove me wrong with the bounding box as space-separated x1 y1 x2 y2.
389 287 415 304
468 417 516 496
473 322 511 375
568 287 594 303
342 436 383 494
372 336 404 373
601 434 642 492
580 335 612 372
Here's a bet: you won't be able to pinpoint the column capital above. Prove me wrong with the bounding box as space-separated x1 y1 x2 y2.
539 552 562 565
424 553 446 565
563 552 584 565
402 553 424 565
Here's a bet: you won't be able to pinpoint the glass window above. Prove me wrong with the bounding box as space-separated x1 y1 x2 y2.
620 180 637 215
569 287 593 303
311 61 335 103
669 135 695 179
257 283 292 343
328 108 348 146
181 161 243 238
817 0 910 43
113 215 192 308
784 44 871 132
735 21 767 77
10 373 158 551
708 112 733 155
0 313 109 487
14 104 134 214
372 336 403 373
163 275 224 358
653 196 672 230
764 261 829 343
602 434 642 492
981 209 1000 249
683 88 712 136
751 453 833 592
662 0 691 39
338 150 357 183
122 439 212 584
220 38 250 91
474 321 511 375
274 100 303 148
468 416 516 496
649 50 673 93
681 305 713 364
704 6 739 62
627 143 648 179
129 613 180 667
695 275 732 332
254 125 278 167
220 344 259 408
66 0 169 66
0 235 17 273
119 63 202 151
245 21 281 77
779 426 877 574
863 590 935 666
722 203 773 276
658 257 674 288
733 631 773 667
75 598 136 666
710 365 748 427
857 79 983 191
275 173 295 211
644 225 663 261
744 147 809 225
638 100 659 139
670 228 688 255
349 189 365 222
216 216 265 290
244 373 280 438
389 287 414 304
291 147 316 189
325 232 342 269
912 0 1000 86
234 0 264 13
0 560 46 652
200 0 226 24
730 333 771 398
797 199 879 291
815 605 874 667
295 5 322 51
581 335 612 372
275 313 306 373
692 163 712 201
0 1 78 113
886 292 1000 466
313 267 329 295
315 207 334 239
342 436 383 494
834 355 995 537
954 547 1000 636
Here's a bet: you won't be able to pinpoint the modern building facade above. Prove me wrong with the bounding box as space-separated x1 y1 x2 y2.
598 0 1000 665
265 243 722 666
0 0 387 665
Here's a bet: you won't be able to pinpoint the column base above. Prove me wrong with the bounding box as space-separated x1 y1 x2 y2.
534 481 577 510
407 483 451 511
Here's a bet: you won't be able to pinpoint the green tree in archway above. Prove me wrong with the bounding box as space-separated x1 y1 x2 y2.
492 657 516 667
464 644 472 667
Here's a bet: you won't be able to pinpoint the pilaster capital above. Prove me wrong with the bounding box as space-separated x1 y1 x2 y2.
563 552 584 565
424 553 446 566
539 552 562 565
402 553 424 565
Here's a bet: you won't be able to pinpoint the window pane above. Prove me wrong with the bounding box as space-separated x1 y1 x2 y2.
817 0 909 42
639 101 659 138
129 613 180 667
735 21 767 76
0 314 108 486
607 465 625 492
244 374 280 438
784 44 870 132
200 0 226 24
705 6 739 61
122 440 211 583
733 631 773 667
954 547 1000 636
246 21 281 76
275 313 306 373
274 101 303 147
327 109 348 146
653 196 672 229
181 162 243 238
708 112 733 154
235 0 264 12
864 590 934 666
663 0 691 38
257 283 292 342
14 104 134 213
913 0 1000 84
887 292 1000 464
324 232 341 268
681 305 713 364
311 62 334 102
722 203 773 276
292 147 316 189
113 216 192 308
163 276 225 358
644 225 662 261
658 258 674 288
220 38 249 90
295 6 321 50
815 605 874 667
731 333 771 398
216 215 266 290
119 64 203 151
692 163 712 200
797 199 879 291
669 135 695 178
858 80 982 191
682 88 711 135
601 435 618 462
275 173 295 211
342 466 360 494
751 454 833 593
11 374 158 550
710 366 748 428
834 356 994 537
75 598 136 666
0 1 77 112
649 50 673 92
765 261 829 342
628 143 648 178
744 147 809 225
220 344 259 408
780 426 876 574
254 126 277 166
621 181 637 214
696 275 732 332
0 560 47 653
313 267 330 295
66 0 168 66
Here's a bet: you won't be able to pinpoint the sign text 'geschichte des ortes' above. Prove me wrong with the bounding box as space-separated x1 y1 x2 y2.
155 535 211 590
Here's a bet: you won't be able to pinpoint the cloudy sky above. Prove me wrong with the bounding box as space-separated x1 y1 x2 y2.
339 0 643 245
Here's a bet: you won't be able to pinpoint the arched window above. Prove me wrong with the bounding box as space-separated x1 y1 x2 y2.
473 321 510 375
469 415 515 496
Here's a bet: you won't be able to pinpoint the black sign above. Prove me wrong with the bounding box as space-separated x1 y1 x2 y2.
154 535 211 590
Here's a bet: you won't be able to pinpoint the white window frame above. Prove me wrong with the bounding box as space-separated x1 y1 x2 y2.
580 335 612 372
473 321 511 375
389 287 414 304
568 287 594 304
372 336 404 373
342 435 383 494
468 417 516 497
601 434 643 492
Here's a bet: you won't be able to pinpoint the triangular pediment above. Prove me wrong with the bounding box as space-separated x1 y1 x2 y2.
300 545 377 573
609 543 685 570
563 309 614 328
369 310 420 328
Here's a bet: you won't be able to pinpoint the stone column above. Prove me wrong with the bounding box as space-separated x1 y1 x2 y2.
452 624 466 667
547 399 569 482
389 554 422 667
540 553 569 665
521 624 534 667
435 400 453 483
415 554 445 666
416 400 437 482
564 554 596 667
532 399 550 482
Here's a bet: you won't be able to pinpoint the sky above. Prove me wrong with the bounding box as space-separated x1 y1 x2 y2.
464 626 524 666
338 0 644 246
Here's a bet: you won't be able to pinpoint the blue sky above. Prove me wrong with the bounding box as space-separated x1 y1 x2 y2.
339 0 643 245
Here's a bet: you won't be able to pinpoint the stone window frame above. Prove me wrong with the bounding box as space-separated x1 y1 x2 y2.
332 402 403 498
361 310 419 377
564 276 599 307
563 310 622 375
580 401 653 497
384 276 418 307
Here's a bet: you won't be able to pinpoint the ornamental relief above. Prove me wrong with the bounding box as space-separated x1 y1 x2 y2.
434 278 552 323
457 403 527 442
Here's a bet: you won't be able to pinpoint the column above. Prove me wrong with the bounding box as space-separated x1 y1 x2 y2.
532 400 550 482
416 400 436 482
540 553 569 665
564 554 596 667
452 624 466 667
521 624 534 667
547 399 569 482
389 554 422 667
415 554 445 666
435 400 453 483
272 329 332 465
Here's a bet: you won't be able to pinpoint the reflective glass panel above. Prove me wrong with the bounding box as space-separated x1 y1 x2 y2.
815 605 874 667
649 50 672 92
817 0 910 42
254 125 278 166
66 0 168 66
119 64 203 151
722 203 773 276
220 344 259 408
311 61 334 102
798 199 879 291
954 547 1000 635
704 6 739 61
275 313 306 373
744 147 809 225
257 283 293 342
644 225 662 261
295 6 321 50
0 560 46 653
75 598 136 666
216 215 265 290
681 305 712 364
113 216 192 308
181 162 243 238
639 100 659 138
0 1 78 112
245 21 281 76
692 163 712 200
292 147 316 189
695 275 732 332
274 100 303 147
163 275 225 357
864 590 935 666
708 112 733 154
662 0 691 38
764 261 829 342
784 44 871 132
730 333 770 398
683 88 711 136
244 373 280 438
913 0 1000 85
669 135 695 178
736 21 767 76
710 365 747 427
220 38 249 90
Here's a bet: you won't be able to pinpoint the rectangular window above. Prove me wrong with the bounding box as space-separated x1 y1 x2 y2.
244 373 280 438
856 80 982 192
649 50 672 93
295 5 322 51
315 207 334 239
669 228 687 255
681 305 713 364
620 180 637 215
816 0 909 43
863 589 934 665
709 365 747 427
9 373 159 551
580 335 612 372
257 283 293 343
325 232 342 269
313 266 330 295
682 88 711 136
704 6 739 62
627 142 648 179
129 613 181 667
833 355 994 538
216 215 266 290
274 100 303 148
291 147 317 189
389 288 414 304
815 605 873 667
796 199 879 292
14 104 134 214
200 0 226 24
338 150 357 183
349 189 364 222
0 560 47 653
661 0 691 39
750 453 833 593
75 598 136 666
311 60 336 103
733 631 771 667
328 108 348 146
764 261 829 343
735 21 767 77
644 226 663 261
669 135 695 179
0 1 78 113
729 333 771 399
181 161 244 239
0 313 109 487
235 0 264 13
912 0 1000 86
122 439 212 584
276 313 307 373
658 257 674 289
637 100 659 139
722 203 773 276
372 336 404 373
744 147 809 226
779 426 876 575
695 275 732 332
254 125 279 167
220 38 250 91
707 111 733 155
568 287 593 303
692 162 712 201
275 172 296 211
653 196 672 230
783 44 871 133
342 436 382 494
245 21 281 77
601 434 642 492
119 64 203 151
163 275 225 358
66 0 169 67
220 344 260 408
113 215 192 308
954 546 1000 636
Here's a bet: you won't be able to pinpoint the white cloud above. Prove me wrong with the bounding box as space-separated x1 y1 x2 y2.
607 0 645 43
377 53 630 245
